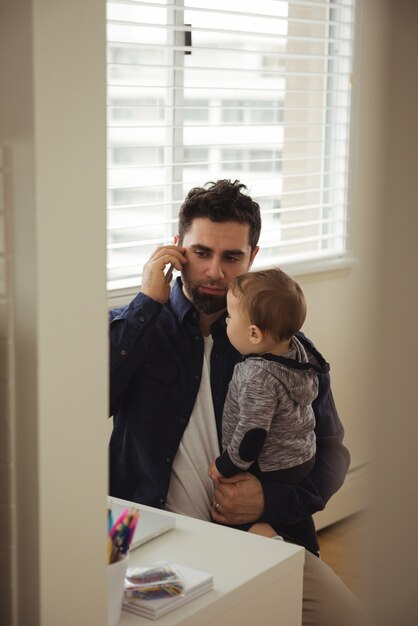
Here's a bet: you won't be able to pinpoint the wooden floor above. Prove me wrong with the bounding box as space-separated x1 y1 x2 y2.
317 512 367 601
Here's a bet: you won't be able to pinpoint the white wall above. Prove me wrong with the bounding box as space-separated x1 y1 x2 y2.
0 1 108 625
366 0 418 622
301 0 388 526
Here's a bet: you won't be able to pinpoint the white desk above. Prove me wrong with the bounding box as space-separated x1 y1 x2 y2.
119 505 304 626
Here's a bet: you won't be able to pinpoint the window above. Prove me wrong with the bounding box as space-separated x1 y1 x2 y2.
107 0 355 292
222 148 282 173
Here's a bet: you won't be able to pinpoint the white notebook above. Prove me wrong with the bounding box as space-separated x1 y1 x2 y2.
122 562 214 620
108 497 176 550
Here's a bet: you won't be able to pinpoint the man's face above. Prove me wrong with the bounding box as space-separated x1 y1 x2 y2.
175 218 259 315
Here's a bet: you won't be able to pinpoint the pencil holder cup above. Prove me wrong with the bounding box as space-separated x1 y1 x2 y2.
108 554 128 626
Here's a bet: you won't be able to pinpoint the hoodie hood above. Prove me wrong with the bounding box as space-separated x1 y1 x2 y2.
244 336 325 406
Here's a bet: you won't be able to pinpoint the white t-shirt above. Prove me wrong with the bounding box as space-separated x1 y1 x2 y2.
165 335 220 521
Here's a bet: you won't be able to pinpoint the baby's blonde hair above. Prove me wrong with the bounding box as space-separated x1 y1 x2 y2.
230 268 307 341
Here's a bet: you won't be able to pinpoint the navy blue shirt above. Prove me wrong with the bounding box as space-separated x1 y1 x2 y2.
109 278 350 554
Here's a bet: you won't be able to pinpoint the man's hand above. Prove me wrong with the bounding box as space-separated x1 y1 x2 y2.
208 458 223 483
141 244 186 304
210 472 264 525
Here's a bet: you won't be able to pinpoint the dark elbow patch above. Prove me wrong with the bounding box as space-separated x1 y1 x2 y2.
238 428 268 462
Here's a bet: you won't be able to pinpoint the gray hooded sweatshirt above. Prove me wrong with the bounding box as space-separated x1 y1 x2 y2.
215 335 320 479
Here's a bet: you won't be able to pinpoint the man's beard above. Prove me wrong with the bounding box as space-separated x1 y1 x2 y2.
181 275 227 315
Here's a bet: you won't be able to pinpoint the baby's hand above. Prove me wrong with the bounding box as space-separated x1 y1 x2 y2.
208 459 222 483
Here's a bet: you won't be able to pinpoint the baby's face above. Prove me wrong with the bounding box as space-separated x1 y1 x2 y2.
225 290 254 355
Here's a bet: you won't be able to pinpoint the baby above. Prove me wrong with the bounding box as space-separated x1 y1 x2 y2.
208 268 326 485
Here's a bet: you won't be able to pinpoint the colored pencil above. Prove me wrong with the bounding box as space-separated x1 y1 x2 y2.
108 507 140 563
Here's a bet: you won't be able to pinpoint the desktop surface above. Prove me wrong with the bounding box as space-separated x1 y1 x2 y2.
118 505 304 626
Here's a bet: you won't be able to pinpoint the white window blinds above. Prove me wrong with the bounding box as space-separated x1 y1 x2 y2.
107 0 355 292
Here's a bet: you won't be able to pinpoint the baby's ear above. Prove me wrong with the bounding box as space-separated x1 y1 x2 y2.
249 325 263 345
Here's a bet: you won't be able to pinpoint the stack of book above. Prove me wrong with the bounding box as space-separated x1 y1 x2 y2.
122 562 213 620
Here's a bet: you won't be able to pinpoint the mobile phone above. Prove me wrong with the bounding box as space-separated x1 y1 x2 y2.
164 242 179 284
164 262 175 284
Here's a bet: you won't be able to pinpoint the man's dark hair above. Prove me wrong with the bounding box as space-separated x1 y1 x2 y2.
178 179 261 250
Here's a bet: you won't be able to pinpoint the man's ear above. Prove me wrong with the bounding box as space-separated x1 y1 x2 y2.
249 324 263 345
174 234 180 245
248 246 259 269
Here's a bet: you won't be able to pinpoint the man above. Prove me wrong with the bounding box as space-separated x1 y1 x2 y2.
109 179 363 625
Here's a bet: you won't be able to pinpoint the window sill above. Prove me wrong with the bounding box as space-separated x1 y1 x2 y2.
260 255 357 281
